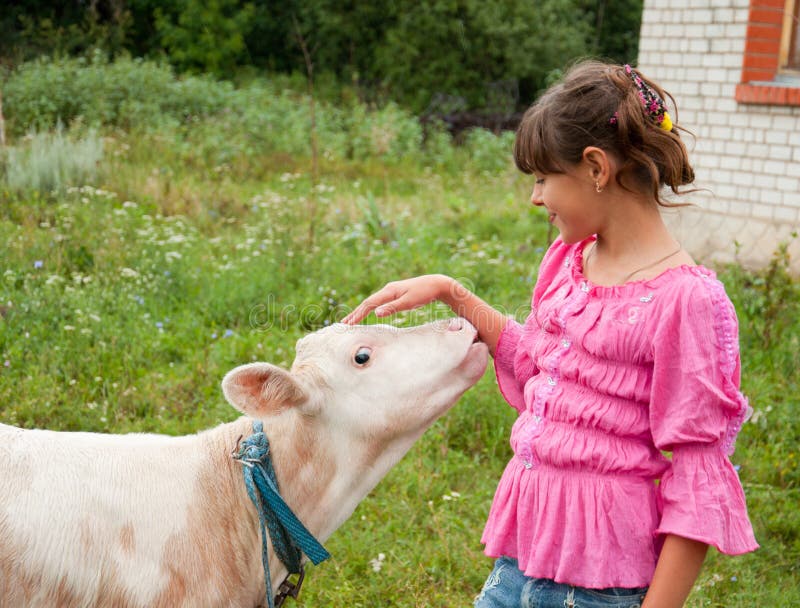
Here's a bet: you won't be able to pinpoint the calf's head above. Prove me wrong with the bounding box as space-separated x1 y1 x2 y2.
221 318 488 448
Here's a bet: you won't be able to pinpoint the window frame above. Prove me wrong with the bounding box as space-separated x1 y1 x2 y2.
779 0 800 73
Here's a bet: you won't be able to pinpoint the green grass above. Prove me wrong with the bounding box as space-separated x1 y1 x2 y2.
1 75 798 606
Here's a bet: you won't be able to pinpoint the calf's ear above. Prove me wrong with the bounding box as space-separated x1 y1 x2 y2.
222 362 308 417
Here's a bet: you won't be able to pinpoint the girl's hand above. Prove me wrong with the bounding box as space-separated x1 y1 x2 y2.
342 275 451 325
343 275 508 356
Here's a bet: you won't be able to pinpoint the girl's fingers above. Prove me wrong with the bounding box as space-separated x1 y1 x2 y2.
342 286 404 324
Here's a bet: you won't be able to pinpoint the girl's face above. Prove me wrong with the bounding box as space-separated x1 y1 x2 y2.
530 165 602 244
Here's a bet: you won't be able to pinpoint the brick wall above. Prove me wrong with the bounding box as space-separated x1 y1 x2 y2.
638 0 800 270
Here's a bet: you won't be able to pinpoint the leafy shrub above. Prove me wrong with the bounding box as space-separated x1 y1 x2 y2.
3 55 520 176
3 52 234 135
2 127 103 193
463 128 516 174
348 102 423 162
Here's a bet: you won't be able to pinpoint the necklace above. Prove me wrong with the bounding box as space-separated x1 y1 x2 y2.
585 241 683 285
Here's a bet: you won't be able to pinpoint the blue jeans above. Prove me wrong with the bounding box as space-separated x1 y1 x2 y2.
474 557 648 608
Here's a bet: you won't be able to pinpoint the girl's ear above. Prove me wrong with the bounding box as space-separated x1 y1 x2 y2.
582 146 612 189
222 362 308 418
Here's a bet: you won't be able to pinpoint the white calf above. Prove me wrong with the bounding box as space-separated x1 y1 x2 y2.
0 319 487 607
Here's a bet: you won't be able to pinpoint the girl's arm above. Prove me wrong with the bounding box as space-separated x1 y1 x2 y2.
342 274 508 355
642 534 709 608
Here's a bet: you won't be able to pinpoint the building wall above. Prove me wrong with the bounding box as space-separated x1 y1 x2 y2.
638 0 800 270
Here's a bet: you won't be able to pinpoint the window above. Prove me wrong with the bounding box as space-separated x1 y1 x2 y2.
736 0 800 105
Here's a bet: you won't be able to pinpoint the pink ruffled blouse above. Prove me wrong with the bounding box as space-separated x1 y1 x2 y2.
482 237 758 589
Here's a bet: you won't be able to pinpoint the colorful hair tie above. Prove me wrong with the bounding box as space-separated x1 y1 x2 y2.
609 64 673 131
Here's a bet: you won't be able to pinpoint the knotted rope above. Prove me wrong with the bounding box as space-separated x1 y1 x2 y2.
233 420 330 608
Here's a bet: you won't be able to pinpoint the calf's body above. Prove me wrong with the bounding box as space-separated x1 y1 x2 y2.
0 319 487 607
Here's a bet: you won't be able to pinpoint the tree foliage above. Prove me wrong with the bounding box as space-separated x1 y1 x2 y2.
0 0 644 113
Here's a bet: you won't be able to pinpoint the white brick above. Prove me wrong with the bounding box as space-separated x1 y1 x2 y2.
774 205 800 222
753 200 777 217
756 189 783 207
720 156 741 169
639 38 659 53
705 23 727 38
725 23 745 37
701 82 722 97
708 198 731 213
765 130 789 145
713 125 734 139
772 115 800 131
710 38 733 53
748 144 769 157
749 114 772 129
693 9 714 22
664 24 683 37
685 24 707 38
786 162 800 178
777 177 800 192
716 183 738 199
728 200 751 216
769 145 793 161
720 83 737 97
733 8 749 23
760 175 777 189
714 96 741 113
708 111 729 126
707 68 730 83
752 158 765 172
713 8 734 22
764 160 788 175
722 53 743 69
664 53 685 67
731 171 753 186
744 129 763 143
784 193 800 208
788 131 800 146
792 148 800 163
681 81 701 96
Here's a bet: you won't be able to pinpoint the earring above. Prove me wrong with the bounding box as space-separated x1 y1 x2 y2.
595 180 603 194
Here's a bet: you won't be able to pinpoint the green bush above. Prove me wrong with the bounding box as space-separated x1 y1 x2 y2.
463 128 516 174
3 52 234 135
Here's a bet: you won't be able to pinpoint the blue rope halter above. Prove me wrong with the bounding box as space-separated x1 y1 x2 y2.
232 420 330 608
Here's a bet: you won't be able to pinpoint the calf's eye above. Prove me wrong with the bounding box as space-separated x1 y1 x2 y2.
354 347 371 365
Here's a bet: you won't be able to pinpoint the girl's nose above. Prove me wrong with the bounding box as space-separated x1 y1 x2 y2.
530 183 544 206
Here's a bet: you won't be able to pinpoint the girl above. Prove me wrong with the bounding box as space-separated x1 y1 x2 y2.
343 60 757 608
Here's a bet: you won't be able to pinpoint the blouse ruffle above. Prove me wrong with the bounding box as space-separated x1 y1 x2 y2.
483 237 758 589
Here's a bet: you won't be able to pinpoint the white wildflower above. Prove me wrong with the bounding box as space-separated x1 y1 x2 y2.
369 553 386 573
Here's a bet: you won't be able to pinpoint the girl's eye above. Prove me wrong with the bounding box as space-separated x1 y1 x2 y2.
535 177 545 185
354 347 372 365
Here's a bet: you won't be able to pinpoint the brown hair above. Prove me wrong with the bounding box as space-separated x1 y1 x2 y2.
514 59 695 206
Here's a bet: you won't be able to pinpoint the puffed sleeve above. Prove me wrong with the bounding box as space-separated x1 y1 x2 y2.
494 319 530 412
650 273 758 555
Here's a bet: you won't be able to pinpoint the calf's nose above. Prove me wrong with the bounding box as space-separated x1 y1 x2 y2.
447 318 464 332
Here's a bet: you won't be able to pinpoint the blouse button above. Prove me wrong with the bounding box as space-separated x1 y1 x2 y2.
547 376 556 386
524 460 533 470
561 338 571 348
580 281 590 293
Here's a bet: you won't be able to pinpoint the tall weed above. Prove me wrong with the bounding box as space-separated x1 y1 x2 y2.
2 127 103 193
